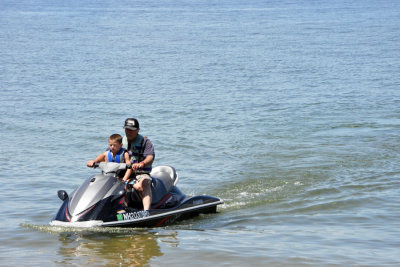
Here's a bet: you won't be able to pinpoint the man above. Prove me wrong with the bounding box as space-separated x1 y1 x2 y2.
123 118 155 211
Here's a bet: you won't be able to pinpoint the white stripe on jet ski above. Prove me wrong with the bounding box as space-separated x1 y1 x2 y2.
102 199 224 226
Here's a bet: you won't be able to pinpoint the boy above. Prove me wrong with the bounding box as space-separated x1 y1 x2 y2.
87 133 132 182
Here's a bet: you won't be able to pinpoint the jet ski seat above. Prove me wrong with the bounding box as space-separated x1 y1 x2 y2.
150 166 178 204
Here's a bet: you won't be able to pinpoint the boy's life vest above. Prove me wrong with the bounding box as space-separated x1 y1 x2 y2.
105 147 126 163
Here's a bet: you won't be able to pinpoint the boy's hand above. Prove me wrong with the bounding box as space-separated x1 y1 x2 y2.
133 182 143 192
87 160 95 167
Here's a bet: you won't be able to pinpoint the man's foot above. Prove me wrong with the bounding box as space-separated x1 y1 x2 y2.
141 210 150 217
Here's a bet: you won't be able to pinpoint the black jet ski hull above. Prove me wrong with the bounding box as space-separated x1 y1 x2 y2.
49 164 223 228
50 195 223 228
103 196 223 228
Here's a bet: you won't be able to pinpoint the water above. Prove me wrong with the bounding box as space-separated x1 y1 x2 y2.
1 0 400 265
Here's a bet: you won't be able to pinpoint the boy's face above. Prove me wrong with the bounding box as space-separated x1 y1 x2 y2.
109 139 122 154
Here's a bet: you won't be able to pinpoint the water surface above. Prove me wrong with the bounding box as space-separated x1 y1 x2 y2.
1 0 400 266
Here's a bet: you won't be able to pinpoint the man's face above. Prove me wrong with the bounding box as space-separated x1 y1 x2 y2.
125 128 138 140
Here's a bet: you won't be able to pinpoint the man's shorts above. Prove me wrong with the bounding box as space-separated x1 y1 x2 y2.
135 173 152 183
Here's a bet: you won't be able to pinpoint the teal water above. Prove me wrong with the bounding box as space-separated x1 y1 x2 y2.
1 0 400 266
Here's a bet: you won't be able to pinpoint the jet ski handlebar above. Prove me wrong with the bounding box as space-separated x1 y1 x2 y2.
92 162 150 174
132 170 151 175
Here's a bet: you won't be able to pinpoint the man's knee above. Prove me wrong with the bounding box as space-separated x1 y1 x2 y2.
143 179 151 187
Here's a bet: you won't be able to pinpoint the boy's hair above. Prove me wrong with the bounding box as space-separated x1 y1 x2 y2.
109 133 123 144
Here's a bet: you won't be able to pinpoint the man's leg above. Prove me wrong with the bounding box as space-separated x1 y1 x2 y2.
141 179 152 210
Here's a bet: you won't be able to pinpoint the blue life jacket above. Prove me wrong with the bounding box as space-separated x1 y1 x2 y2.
106 148 126 163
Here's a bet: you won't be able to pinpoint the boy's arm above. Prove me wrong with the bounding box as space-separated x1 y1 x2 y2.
122 168 132 182
122 152 132 182
87 152 106 167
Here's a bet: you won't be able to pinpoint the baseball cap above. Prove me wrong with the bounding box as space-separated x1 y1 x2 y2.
124 118 140 130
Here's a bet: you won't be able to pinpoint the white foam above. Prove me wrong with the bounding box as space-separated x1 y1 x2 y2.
49 220 103 228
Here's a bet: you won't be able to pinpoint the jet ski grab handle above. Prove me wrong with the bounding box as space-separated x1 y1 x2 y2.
92 162 150 175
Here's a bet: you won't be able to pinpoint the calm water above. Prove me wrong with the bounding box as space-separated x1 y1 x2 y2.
1 0 400 266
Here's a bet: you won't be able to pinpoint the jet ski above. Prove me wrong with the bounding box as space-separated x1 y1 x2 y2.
50 162 223 227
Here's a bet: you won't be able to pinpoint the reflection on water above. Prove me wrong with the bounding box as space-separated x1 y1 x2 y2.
25 225 179 266
57 230 179 266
